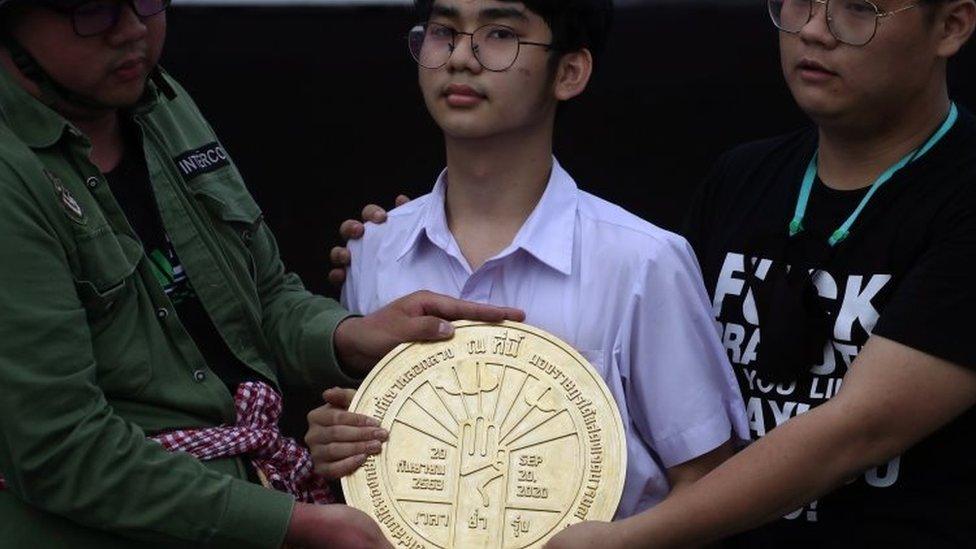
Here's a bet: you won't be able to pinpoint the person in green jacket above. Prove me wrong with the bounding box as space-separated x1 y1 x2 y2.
0 1 523 547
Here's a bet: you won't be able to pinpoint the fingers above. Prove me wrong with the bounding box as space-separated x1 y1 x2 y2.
313 452 369 480
410 292 526 324
361 204 388 224
321 439 383 461
339 219 365 241
404 315 456 342
327 268 347 287
330 246 351 267
327 247 352 289
306 423 387 449
395 194 412 207
306 417 388 480
322 387 358 409
308 407 380 430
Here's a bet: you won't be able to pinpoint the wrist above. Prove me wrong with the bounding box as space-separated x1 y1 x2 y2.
334 316 367 377
285 503 314 546
618 512 670 549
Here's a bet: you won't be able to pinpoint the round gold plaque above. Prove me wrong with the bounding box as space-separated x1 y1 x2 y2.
342 321 626 549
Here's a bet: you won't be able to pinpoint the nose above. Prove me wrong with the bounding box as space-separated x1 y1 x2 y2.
447 32 483 74
798 0 838 47
105 2 149 47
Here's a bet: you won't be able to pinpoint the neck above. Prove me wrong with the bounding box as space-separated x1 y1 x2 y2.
0 49 125 173
441 124 554 271
816 89 952 191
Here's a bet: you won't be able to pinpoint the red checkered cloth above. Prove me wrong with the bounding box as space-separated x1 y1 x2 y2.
150 381 333 504
0 381 333 504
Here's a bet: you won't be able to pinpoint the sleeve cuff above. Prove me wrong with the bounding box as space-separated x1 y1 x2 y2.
300 307 362 388
652 404 746 469
210 479 295 549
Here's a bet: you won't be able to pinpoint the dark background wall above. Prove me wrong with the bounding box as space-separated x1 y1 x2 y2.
162 3 976 303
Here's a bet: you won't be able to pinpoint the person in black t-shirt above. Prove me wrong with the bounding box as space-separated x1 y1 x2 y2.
544 0 976 547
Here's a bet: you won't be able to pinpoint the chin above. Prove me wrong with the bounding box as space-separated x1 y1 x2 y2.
790 85 850 124
440 124 500 140
99 84 148 109
432 111 500 140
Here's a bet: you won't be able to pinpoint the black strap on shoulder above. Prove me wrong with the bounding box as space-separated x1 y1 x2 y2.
5 36 107 109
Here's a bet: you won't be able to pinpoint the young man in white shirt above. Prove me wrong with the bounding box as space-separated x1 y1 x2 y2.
306 0 748 518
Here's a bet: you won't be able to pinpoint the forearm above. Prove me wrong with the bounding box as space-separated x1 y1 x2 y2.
261 275 357 386
620 401 874 547
664 440 736 498
252 224 358 388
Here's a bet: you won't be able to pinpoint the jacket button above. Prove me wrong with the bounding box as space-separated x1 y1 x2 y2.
86 176 99 189
156 307 169 319
193 370 207 382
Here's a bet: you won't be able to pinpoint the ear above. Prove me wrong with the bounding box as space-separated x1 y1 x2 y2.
935 0 976 58
553 48 594 102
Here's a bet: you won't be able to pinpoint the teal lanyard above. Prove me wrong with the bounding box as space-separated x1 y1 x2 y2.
790 103 959 247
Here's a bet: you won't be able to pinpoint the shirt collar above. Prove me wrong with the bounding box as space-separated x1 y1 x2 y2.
398 157 579 276
0 65 70 149
0 65 175 150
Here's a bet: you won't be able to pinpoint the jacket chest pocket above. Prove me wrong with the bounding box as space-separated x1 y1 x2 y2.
188 173 264 283
72 228 144 318
70 228 154 394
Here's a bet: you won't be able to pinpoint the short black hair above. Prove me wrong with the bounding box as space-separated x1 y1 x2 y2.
415 0 614 59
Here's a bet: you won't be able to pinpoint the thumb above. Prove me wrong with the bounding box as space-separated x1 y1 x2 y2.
322 387 357 408
404 316 455 342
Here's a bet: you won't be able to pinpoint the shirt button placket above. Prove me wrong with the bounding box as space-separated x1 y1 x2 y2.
463 271 493 303
156 307 169 320
193 370 207 383
85 176 99 190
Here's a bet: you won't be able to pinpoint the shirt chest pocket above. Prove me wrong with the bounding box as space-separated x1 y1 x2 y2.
188 173 265 284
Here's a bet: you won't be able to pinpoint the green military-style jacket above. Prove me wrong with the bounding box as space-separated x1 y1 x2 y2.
0 67 357 547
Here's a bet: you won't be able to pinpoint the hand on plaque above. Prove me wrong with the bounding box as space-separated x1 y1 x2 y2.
333 291 525 376
306 388 388 480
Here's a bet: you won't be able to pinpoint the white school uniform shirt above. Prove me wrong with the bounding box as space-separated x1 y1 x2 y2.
342 159 748 517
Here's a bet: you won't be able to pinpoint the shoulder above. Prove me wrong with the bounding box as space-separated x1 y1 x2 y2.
578 191 685 248
140 69 219 141
0 128 54 210
939 107 976 190
352 193 435 254
711 129 812 183
687 129 814 233
151 70 208 120
0 153 59 236
900 109 976 223
575 191 699 277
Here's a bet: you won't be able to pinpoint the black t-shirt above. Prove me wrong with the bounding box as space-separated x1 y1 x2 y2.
105 128 258 394
685 108 976 546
